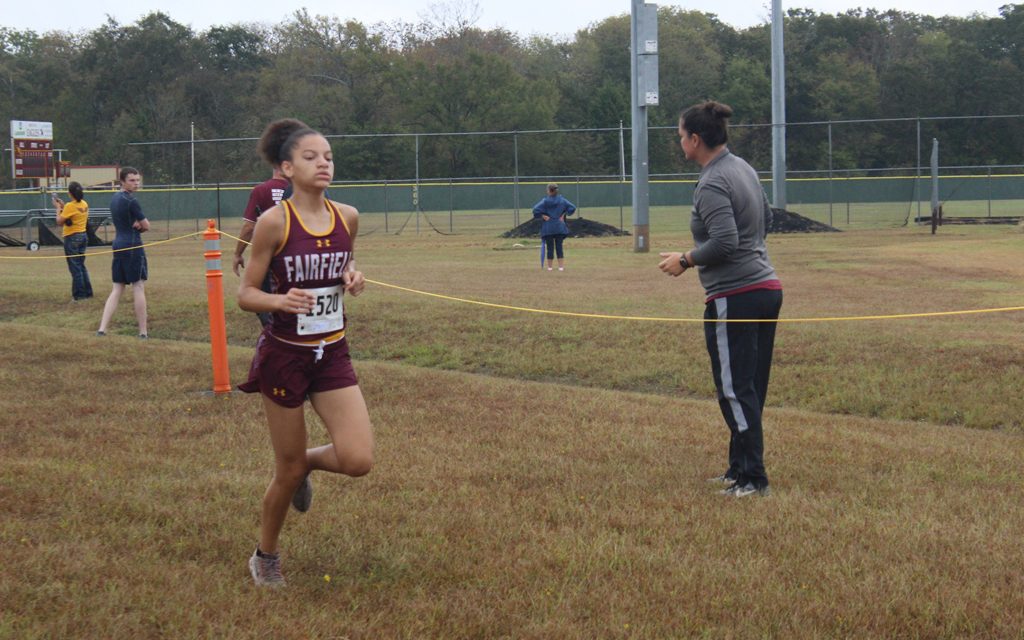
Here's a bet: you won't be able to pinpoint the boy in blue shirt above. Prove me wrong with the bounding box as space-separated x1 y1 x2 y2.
98 167 151 338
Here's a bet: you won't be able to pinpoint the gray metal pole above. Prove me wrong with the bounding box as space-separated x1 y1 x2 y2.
619 120 626 231
415 134 420 235
770 0 787 210
915 119 921 220
930 138 939 233
827 122 833 227
987 166 992 217
630 0 650 252
513 131 520 228
190 121 195 188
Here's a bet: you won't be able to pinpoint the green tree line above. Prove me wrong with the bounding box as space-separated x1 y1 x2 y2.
2 5 1022 188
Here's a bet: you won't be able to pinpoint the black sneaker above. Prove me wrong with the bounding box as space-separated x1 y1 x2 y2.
291 474 313 513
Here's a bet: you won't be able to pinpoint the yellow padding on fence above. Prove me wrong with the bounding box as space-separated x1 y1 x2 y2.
0 231 205 259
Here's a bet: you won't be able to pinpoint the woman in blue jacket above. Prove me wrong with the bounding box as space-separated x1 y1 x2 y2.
532 183 576 271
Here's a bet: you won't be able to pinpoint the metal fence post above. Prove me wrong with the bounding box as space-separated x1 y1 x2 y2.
414 134 420 235
827 122 833 228
915 118 922 220
619 120 625 231
513 130 520 228
987 166 992 217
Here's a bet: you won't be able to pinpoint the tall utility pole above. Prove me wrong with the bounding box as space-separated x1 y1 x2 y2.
770 0 787 210
630 0 658 252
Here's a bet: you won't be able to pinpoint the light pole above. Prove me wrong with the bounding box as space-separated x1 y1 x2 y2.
771 0 787 210
630 0 658 252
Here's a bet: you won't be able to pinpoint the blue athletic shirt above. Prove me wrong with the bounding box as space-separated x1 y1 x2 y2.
109 190 146 249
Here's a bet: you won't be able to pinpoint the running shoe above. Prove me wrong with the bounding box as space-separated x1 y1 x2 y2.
729 482 771 498
291 474 313 513
249 549 285 587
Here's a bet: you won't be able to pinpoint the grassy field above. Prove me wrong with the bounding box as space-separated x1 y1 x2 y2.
1 217 1023 637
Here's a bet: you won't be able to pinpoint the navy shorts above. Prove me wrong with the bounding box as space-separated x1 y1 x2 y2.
238 332 358 408
111 247 148 284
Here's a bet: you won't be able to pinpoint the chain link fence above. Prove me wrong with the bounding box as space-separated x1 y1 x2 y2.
3 115 1022 234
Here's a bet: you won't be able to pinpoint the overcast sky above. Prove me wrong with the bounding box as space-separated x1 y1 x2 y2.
4 0 1012 37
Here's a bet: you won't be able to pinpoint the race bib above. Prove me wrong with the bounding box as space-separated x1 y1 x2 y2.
296 285 344 335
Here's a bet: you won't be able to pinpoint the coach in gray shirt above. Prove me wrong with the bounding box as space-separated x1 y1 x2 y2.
659 101 783 498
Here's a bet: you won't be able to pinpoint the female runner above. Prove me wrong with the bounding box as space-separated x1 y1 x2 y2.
238 119 374 586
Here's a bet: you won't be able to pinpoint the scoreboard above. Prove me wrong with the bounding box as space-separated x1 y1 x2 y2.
13 138 54 179
10 120 59 180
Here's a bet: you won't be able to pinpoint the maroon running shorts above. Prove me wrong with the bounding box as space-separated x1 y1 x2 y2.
238 332 358 408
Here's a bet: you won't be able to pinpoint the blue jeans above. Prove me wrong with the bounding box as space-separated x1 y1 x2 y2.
543 234 566 260
63 232 93 300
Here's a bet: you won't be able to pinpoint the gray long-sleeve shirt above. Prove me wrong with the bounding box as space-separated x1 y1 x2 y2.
689 148 777 298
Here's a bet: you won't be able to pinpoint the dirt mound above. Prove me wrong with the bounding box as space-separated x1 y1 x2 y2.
502 217 631 238
769 208 840 233
502 209 834 237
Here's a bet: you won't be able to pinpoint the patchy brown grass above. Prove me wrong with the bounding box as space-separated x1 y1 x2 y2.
1 218 1023 637
1 324 1023 638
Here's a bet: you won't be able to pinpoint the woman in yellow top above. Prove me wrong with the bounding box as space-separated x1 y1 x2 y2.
52 181 94 301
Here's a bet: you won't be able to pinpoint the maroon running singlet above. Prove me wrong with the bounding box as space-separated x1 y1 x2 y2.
238 199 359 407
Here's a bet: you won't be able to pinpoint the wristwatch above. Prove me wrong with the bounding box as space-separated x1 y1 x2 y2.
679 255 689 269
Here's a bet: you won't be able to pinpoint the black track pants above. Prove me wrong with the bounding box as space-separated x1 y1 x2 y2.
703 287 783 488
